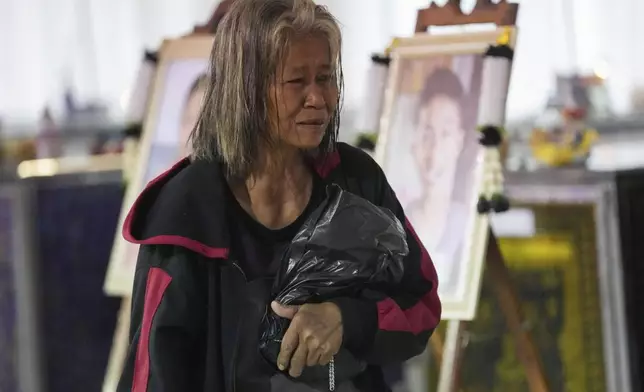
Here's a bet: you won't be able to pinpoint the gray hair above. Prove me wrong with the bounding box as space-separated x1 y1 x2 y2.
190 0 343 178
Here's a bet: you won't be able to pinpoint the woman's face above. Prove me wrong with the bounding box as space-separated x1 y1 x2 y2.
179 84 207 156
413 94 465 186
268 35 338 150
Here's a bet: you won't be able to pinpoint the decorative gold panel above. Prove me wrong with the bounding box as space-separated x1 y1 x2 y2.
454 203 606 392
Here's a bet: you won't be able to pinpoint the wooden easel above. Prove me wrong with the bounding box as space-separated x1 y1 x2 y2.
413 2 550 392
433 232 549 392
192 0 233 35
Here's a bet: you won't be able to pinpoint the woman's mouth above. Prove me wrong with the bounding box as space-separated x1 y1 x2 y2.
296 119 326 132
297 119 325 126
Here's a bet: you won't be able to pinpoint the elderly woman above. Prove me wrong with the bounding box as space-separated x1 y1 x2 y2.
117 0 440 391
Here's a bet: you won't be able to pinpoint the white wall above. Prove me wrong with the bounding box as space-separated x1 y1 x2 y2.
1 0 642 123
0 0 215 122
321 0 643 121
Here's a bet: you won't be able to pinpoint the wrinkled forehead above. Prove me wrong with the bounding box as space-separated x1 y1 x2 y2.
279 35 333 72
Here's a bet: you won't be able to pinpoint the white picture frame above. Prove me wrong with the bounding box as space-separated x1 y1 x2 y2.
104 36 213 296
375 29 516 320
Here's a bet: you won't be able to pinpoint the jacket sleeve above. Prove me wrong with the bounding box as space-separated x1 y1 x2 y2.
117 245 208 392
331 169 441 364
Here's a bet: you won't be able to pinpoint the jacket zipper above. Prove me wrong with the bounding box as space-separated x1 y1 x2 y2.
230 261 247 392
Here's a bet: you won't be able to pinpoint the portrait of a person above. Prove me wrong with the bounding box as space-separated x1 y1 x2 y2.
120 71 208 273
116 1 441 391
178 73 208 158
406 65 480 299
144 68 208 183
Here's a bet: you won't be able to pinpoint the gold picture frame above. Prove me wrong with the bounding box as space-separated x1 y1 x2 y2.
104 35 213 296
374 28 517 320
465 171 631 392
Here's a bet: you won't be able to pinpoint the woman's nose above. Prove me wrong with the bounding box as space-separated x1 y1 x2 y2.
304 84 325 108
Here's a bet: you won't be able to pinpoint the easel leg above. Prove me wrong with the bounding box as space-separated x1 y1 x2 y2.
486 233 549 392
102 297 132 392
434 232 550 392
429 333 444 366
436 320 467 392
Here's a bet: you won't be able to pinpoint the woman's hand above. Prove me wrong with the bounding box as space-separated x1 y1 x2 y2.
271 301 343 378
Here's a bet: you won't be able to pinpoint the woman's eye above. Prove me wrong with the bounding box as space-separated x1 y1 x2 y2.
287 78 304 84
317 75 332 83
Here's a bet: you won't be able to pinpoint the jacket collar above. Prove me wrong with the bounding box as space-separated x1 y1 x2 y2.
122 150 341 259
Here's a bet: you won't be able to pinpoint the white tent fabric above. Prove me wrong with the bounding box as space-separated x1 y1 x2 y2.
0 0 642 124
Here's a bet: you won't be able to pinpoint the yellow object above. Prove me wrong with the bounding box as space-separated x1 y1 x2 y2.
359 132 378 145
16 153 123 178
530 128 599 167
384 37 400 56
496 27 512 46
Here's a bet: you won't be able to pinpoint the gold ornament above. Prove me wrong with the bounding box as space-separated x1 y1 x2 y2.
384 37 400 57
496 27 512 46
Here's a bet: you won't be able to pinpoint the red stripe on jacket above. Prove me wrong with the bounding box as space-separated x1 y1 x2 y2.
376 218 441 334
121 158 229 259
132 268 172 392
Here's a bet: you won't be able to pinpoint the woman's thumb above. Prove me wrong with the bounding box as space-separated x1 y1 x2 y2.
271 301 299 319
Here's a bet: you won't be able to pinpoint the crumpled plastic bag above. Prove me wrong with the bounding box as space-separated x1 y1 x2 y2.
259 184 408 385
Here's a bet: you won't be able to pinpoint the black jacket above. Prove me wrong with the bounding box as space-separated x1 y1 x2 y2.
117 143 441 392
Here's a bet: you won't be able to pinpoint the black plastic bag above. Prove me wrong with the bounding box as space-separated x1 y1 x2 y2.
259 184 408 386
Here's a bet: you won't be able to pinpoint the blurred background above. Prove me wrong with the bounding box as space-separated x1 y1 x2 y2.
2 0 644 391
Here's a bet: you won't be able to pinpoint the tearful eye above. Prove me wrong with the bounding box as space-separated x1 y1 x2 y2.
317 75 332 83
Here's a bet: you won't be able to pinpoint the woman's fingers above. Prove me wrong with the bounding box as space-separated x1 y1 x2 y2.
306 344 323 367
276 303 344 375
306 330 338 367
289 337 308 378
277 322 299 371
278 316 309 377
271 301 299 319
318 328 340 366
318 350 333 366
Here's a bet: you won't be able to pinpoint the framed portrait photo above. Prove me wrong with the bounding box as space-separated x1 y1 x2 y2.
375 29 516 320
104 36 213 296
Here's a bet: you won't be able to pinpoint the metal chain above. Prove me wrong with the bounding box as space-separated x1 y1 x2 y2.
328 356 335 391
